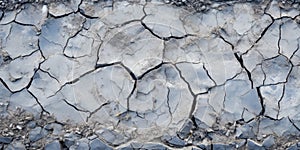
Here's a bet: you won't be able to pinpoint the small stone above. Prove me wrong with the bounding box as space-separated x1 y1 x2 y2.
5 142 26 150
76 138 90 150
63 138 75 148
262 135 275 148
177 119 194 139
161 135 186 148
142 143 169 150
96 129 129 146
28 127 47 142
45 140 61 150
16 125 22 130
90 138 112 150
0 136 13 144
27 121 36 129
247 139 264 150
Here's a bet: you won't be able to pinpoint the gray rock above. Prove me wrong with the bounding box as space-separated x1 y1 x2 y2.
258 117 300 138
177 119 194 139
287 143 300 150
64 138 75 148
28 127 48 142
142 143 169 150
96 129 129 146
247 139 264 150
162 135 186 148
0 136 13 144
45 140 61 150
75 138 90 150
27 121 36 129
212 143 235 150
5 142 26 150
262 135 275 148
120 142 169 150
90 138 112 150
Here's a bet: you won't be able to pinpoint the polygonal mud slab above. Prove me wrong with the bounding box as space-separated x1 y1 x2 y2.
1 0 300 149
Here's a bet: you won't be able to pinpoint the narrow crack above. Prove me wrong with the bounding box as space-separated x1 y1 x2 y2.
173 64 197 118
235 53 254 88
202 63 217 86
288 117 300 132
256 87 265 116
166 87 173 120
0 77 13 93
242 18 275 56
86 102 110 122
276 84 285 119
27 89 50 116
140 21 194 41
137 62 163 80
62 98 90 113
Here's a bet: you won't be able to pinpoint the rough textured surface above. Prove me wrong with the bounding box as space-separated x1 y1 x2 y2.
1 0 300 149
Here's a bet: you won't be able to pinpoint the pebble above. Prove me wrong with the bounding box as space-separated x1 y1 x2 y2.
0 136 13 144
28 127 47 142
90 138 112 150
45 140 61 150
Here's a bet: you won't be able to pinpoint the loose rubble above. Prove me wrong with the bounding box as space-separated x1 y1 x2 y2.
1 0 300 149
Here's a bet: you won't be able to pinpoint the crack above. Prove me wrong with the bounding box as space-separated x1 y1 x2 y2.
166 87 173 120
47 68 98 98
0 10 3 20
86 102 111 122
289 40 300 61
218 35 254 88
256 87 265 116
62 98 90 113
0 77 13 93
48 11 74 19
38 35 64 54
39 68 60 83
62 18 86 56
13 20 39 30
242 19 275 56
277 19 283 55
78 9 98 19
277 84 285 119
219 34 234 50
95 62 120 69
2 50 46 94
9 49 40 61
288 117 300 132
140 21 195 41
173 64 197 118
137 62 163 80
116 63 138 110
235 53 254 89
202 63 217 86
27 89 50 116
119 62 137 81
126 80 137 110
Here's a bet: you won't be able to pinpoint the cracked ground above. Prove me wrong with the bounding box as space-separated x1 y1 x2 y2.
1 0 300 149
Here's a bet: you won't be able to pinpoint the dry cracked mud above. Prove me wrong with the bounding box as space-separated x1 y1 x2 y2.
1 0 300 149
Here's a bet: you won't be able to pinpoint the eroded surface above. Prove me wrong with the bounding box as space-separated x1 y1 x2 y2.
1 0 300 149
